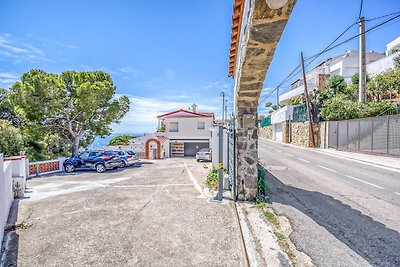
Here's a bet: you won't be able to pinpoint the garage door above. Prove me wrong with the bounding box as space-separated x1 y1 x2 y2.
275 124 283 142
184 142 209 157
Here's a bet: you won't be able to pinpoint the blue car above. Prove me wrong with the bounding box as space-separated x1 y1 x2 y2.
63 151 121 173
115 150 140 168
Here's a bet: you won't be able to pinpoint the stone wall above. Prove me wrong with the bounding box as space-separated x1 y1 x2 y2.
289 121 321 147
259 126 273 139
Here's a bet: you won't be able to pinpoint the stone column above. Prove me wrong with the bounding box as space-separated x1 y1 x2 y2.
236 109 258 201
228 0 296 201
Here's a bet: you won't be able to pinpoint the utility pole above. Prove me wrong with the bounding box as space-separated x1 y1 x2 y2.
359 16 367 103
301 52 316 148
224 99 228 125
276 87 280 107
220 92 225 124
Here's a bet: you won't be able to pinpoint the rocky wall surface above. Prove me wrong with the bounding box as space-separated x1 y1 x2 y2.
259 126 273 139
289 121 321 147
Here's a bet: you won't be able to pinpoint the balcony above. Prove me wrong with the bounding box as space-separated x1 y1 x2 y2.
279 83 316 105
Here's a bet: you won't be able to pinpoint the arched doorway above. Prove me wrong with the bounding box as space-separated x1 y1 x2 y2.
145 139 161 159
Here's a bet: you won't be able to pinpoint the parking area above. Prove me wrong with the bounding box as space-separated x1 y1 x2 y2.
2 158 243 267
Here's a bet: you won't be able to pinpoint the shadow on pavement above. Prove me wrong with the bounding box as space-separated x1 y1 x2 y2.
1 200 20 267
265 169 400 267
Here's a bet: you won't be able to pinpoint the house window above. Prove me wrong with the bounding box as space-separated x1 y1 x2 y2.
169 122 178 132
197 122 205 130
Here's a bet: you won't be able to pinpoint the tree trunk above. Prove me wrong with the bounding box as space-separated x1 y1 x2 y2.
72 136 80 157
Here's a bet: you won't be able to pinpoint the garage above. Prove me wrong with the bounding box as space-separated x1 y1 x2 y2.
184 142 209 157
274 123 283 142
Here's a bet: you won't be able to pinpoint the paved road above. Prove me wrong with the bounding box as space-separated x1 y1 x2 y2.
1 159 243 267
259 138 400 267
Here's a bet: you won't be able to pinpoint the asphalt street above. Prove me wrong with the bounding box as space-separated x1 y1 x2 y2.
259 138 400 267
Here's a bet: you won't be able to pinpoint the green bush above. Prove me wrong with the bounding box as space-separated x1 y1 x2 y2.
205 168 219 190
108 135 135 146
319 94 399 121
0 119 25 157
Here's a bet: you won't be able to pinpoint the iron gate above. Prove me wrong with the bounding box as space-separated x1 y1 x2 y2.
227 119 237 201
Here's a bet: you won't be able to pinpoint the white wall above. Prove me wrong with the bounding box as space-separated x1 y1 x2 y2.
164 117 213 140
0 154 14 247
271 106 294 124
367 52 399 77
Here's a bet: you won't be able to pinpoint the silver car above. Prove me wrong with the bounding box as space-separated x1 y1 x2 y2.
196 148 212 162
115 150 140 168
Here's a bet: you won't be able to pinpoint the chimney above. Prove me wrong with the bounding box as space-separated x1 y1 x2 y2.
191 103 197 113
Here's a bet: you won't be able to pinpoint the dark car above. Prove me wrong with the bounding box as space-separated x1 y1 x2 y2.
115 150 140 168
63 151 121 173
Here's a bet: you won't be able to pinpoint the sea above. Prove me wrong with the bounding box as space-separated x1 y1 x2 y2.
89 133 148 149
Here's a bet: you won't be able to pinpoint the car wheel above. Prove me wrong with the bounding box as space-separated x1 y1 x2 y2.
119 160 126 168
196 159 200 162
95 163 106 173
64 163 75 173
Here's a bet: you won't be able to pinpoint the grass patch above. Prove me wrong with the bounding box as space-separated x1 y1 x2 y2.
274 231 285 240
264 211 278 226
205 168 218 190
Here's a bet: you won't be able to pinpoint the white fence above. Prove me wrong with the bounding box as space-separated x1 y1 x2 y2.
0 154 14 247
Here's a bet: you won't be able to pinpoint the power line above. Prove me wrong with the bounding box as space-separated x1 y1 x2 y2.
366 11 400 22
259 21 358 104
358 0 364 19
259 13 400 106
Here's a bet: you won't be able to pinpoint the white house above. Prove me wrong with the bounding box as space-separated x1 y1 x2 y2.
156 105 214 157
270 105 294 142
367 36 400 77
279 50 385 105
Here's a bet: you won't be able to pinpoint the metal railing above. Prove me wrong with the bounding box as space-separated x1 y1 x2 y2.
328 114 400 155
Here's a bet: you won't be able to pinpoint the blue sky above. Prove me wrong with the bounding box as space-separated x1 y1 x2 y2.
0 0 399 133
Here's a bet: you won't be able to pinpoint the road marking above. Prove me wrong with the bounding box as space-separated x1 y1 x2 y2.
275 149 282 153
183 160 205 197
317 165 337 173
394 192 400 196
284 153 294 157
298 158 311 163
345 175 383 189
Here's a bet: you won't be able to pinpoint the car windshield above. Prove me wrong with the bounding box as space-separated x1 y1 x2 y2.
104 151 115 156
199 148 210 152
127 151 136 155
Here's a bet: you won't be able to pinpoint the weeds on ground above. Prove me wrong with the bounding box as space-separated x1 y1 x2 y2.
205 168 219 190
256 164 269 203
264 211 279 226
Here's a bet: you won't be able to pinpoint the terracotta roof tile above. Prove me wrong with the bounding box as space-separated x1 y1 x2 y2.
228 0 245 78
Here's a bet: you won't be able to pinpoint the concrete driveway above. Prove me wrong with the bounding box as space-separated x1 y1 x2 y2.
2 158 243 267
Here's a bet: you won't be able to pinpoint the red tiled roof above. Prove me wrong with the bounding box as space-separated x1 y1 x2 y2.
228 0 245 78
157 109 214 119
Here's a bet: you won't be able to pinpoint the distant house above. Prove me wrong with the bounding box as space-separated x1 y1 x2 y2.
156 104 214 157
279 50 385 105
367 36 400 77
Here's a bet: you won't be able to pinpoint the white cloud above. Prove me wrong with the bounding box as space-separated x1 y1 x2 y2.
0 72 19 88
111 94 222 133
120 66 142 76
0 34 50 63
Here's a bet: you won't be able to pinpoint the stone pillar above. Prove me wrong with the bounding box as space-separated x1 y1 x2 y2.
236 110 258 201
228 0 296 201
